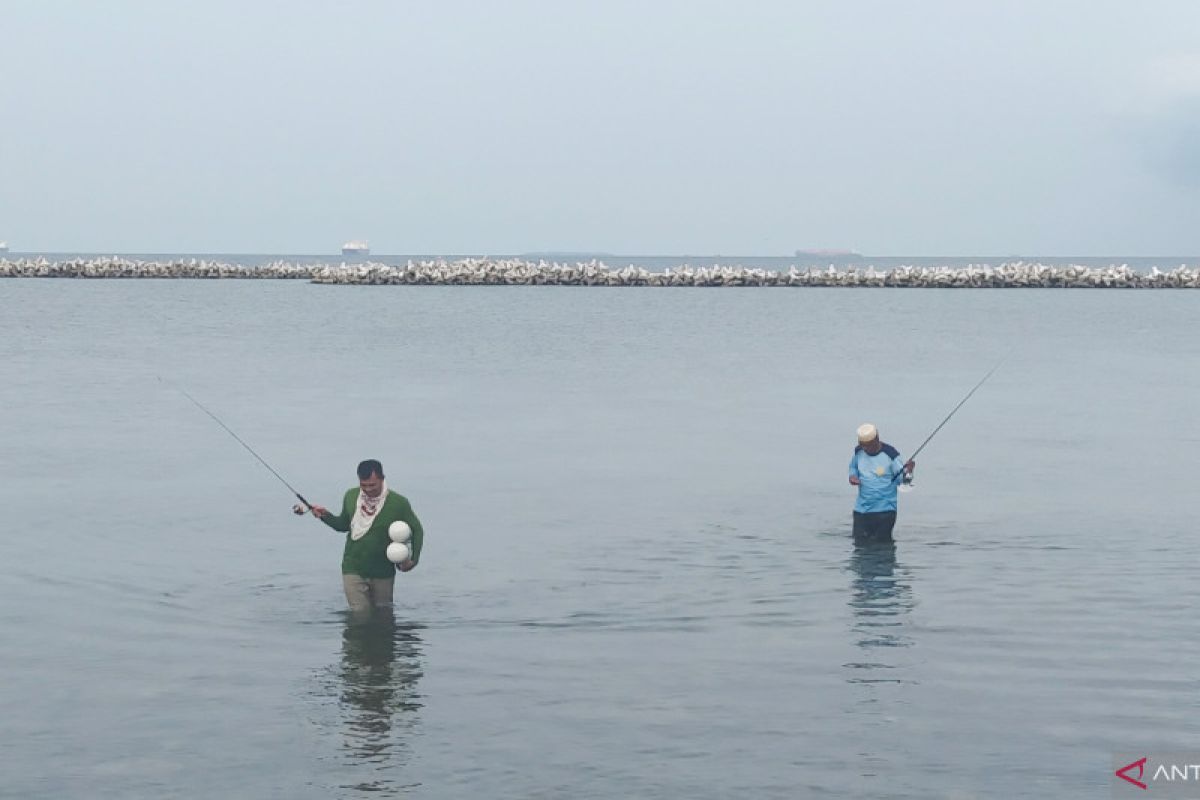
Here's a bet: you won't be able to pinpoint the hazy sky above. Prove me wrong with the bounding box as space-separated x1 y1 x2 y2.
2 1 1199 255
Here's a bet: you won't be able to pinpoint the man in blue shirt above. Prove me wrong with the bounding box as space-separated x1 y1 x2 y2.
848 423 915 543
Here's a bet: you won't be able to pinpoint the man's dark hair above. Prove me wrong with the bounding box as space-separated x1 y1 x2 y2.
357 459 384 480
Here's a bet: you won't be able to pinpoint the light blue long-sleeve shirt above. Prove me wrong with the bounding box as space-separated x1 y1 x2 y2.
849 443 906 513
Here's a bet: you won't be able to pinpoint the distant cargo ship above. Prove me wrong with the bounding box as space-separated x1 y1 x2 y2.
342 240 370 256
0 241 8 254
794 249 861 257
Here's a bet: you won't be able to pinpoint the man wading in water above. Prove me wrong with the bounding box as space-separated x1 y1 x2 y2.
848 424 915 544
306 460 425 616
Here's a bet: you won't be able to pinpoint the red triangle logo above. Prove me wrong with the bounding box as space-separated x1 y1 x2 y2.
1116 757 1148 790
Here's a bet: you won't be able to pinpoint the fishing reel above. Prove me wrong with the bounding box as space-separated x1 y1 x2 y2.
292 503 308 515
898 472 915 493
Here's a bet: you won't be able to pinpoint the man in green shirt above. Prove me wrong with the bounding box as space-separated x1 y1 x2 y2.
308 459 425 615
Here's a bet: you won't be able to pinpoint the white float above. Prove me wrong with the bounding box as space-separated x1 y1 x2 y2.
388 521 412 543
386 542 410 564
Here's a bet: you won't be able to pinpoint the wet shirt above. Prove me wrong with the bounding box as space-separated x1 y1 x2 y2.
848 443 906 513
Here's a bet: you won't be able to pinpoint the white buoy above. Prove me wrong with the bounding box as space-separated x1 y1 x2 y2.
388 521 412 543
386 542 410 564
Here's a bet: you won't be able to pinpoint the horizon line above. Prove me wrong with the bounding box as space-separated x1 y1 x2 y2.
4 249 1200 260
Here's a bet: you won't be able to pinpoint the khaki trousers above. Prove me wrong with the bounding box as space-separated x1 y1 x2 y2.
342 573 395 614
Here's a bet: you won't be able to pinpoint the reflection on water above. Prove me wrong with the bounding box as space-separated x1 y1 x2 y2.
335 613 425 794
845 542 915 683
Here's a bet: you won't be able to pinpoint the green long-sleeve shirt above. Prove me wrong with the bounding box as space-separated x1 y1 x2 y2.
320 488 425 578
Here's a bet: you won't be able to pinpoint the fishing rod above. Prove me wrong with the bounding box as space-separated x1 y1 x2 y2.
898 355 1007 488
163 378 314 513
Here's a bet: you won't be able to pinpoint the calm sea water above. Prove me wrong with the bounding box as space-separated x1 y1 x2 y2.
2 279 1198 799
